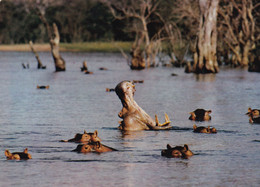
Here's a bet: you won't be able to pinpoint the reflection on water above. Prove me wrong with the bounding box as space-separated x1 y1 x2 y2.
0 51 259 187
195 73 216 82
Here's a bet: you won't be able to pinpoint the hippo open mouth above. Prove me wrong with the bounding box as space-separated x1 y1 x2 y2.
115 81 172 131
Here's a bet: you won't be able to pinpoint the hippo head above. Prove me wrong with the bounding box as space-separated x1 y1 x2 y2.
87 130 101 143
115 81 136 103
204 110 212 121
5 148 32 160
115 80 172 131
161 144 193 158
189 109 212 121
210 127 217 133
246 108 260 118
181 144 193 158
161 144 183 158
73 130 101 143
193 124 217 134
193 124 208 133
72 144 94 153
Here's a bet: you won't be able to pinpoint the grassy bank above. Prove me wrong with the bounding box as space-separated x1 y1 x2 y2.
0 41 133 52
61 41 132 52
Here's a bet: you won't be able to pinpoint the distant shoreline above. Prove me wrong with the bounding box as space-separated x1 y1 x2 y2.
0 44 51 52
0 42 132 52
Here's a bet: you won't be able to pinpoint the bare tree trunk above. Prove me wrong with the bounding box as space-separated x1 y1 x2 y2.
38 12 66 72
50 23 66 71
81 61 88 71
242 40 251 66
193 0 219 74
218 0 259 68
29 41 46 69
130 53 146 70
103 0 163 70
130 32 146 70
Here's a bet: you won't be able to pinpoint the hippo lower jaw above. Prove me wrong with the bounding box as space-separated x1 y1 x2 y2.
118 113 172 131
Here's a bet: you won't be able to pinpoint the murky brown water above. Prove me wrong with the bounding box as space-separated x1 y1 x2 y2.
0 51 259 187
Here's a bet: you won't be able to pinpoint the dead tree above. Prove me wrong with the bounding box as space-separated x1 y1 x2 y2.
38 11 66 71
29 41 46 69
80 61 88 71
218 0 260 67
193 0 219 73
102 0 164 69
130 31 146 69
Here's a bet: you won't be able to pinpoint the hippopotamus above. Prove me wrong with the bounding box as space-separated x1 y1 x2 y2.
5 148 32 160
72 142 117 154
249 117 260 124
115 81 172 131
84 70 93 74
99 67 108 70
193 124 217 133
81 61 88 71
60 130 101 143
37 85 49 89
132 80 144 84
246 108 260 124
246 108 260 117
161 144 193 158
106 88 115 92
189 109 212 121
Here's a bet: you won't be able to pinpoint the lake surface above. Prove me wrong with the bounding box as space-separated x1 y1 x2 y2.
0 51 259 187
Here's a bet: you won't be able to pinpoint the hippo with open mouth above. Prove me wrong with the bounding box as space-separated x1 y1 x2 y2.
115 81 172 131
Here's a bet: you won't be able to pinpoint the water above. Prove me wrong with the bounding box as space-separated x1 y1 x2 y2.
0 51 259 187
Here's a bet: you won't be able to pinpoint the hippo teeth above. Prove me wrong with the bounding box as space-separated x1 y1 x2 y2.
155 113 171 127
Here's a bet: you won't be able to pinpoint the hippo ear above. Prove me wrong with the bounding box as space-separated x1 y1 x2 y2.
246 108 251 115
184 144 189 151
94 130 98 137
167 144 172 149
207 110 212 114
24 148 28 153
5 150 11 157
84 130 87 134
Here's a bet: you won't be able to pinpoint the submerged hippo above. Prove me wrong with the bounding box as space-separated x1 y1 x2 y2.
193 124 217 133
60 130 101 143
72 142 117 154
246 108 260 124
161 144 193 158
115 81 172 131
189 109 212 121
37 85 49 89
5 148 32 160
246 108 260 117
248 117 260 124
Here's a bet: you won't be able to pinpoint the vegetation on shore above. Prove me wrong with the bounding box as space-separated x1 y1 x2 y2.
0 0 259 72
0 42 133 52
